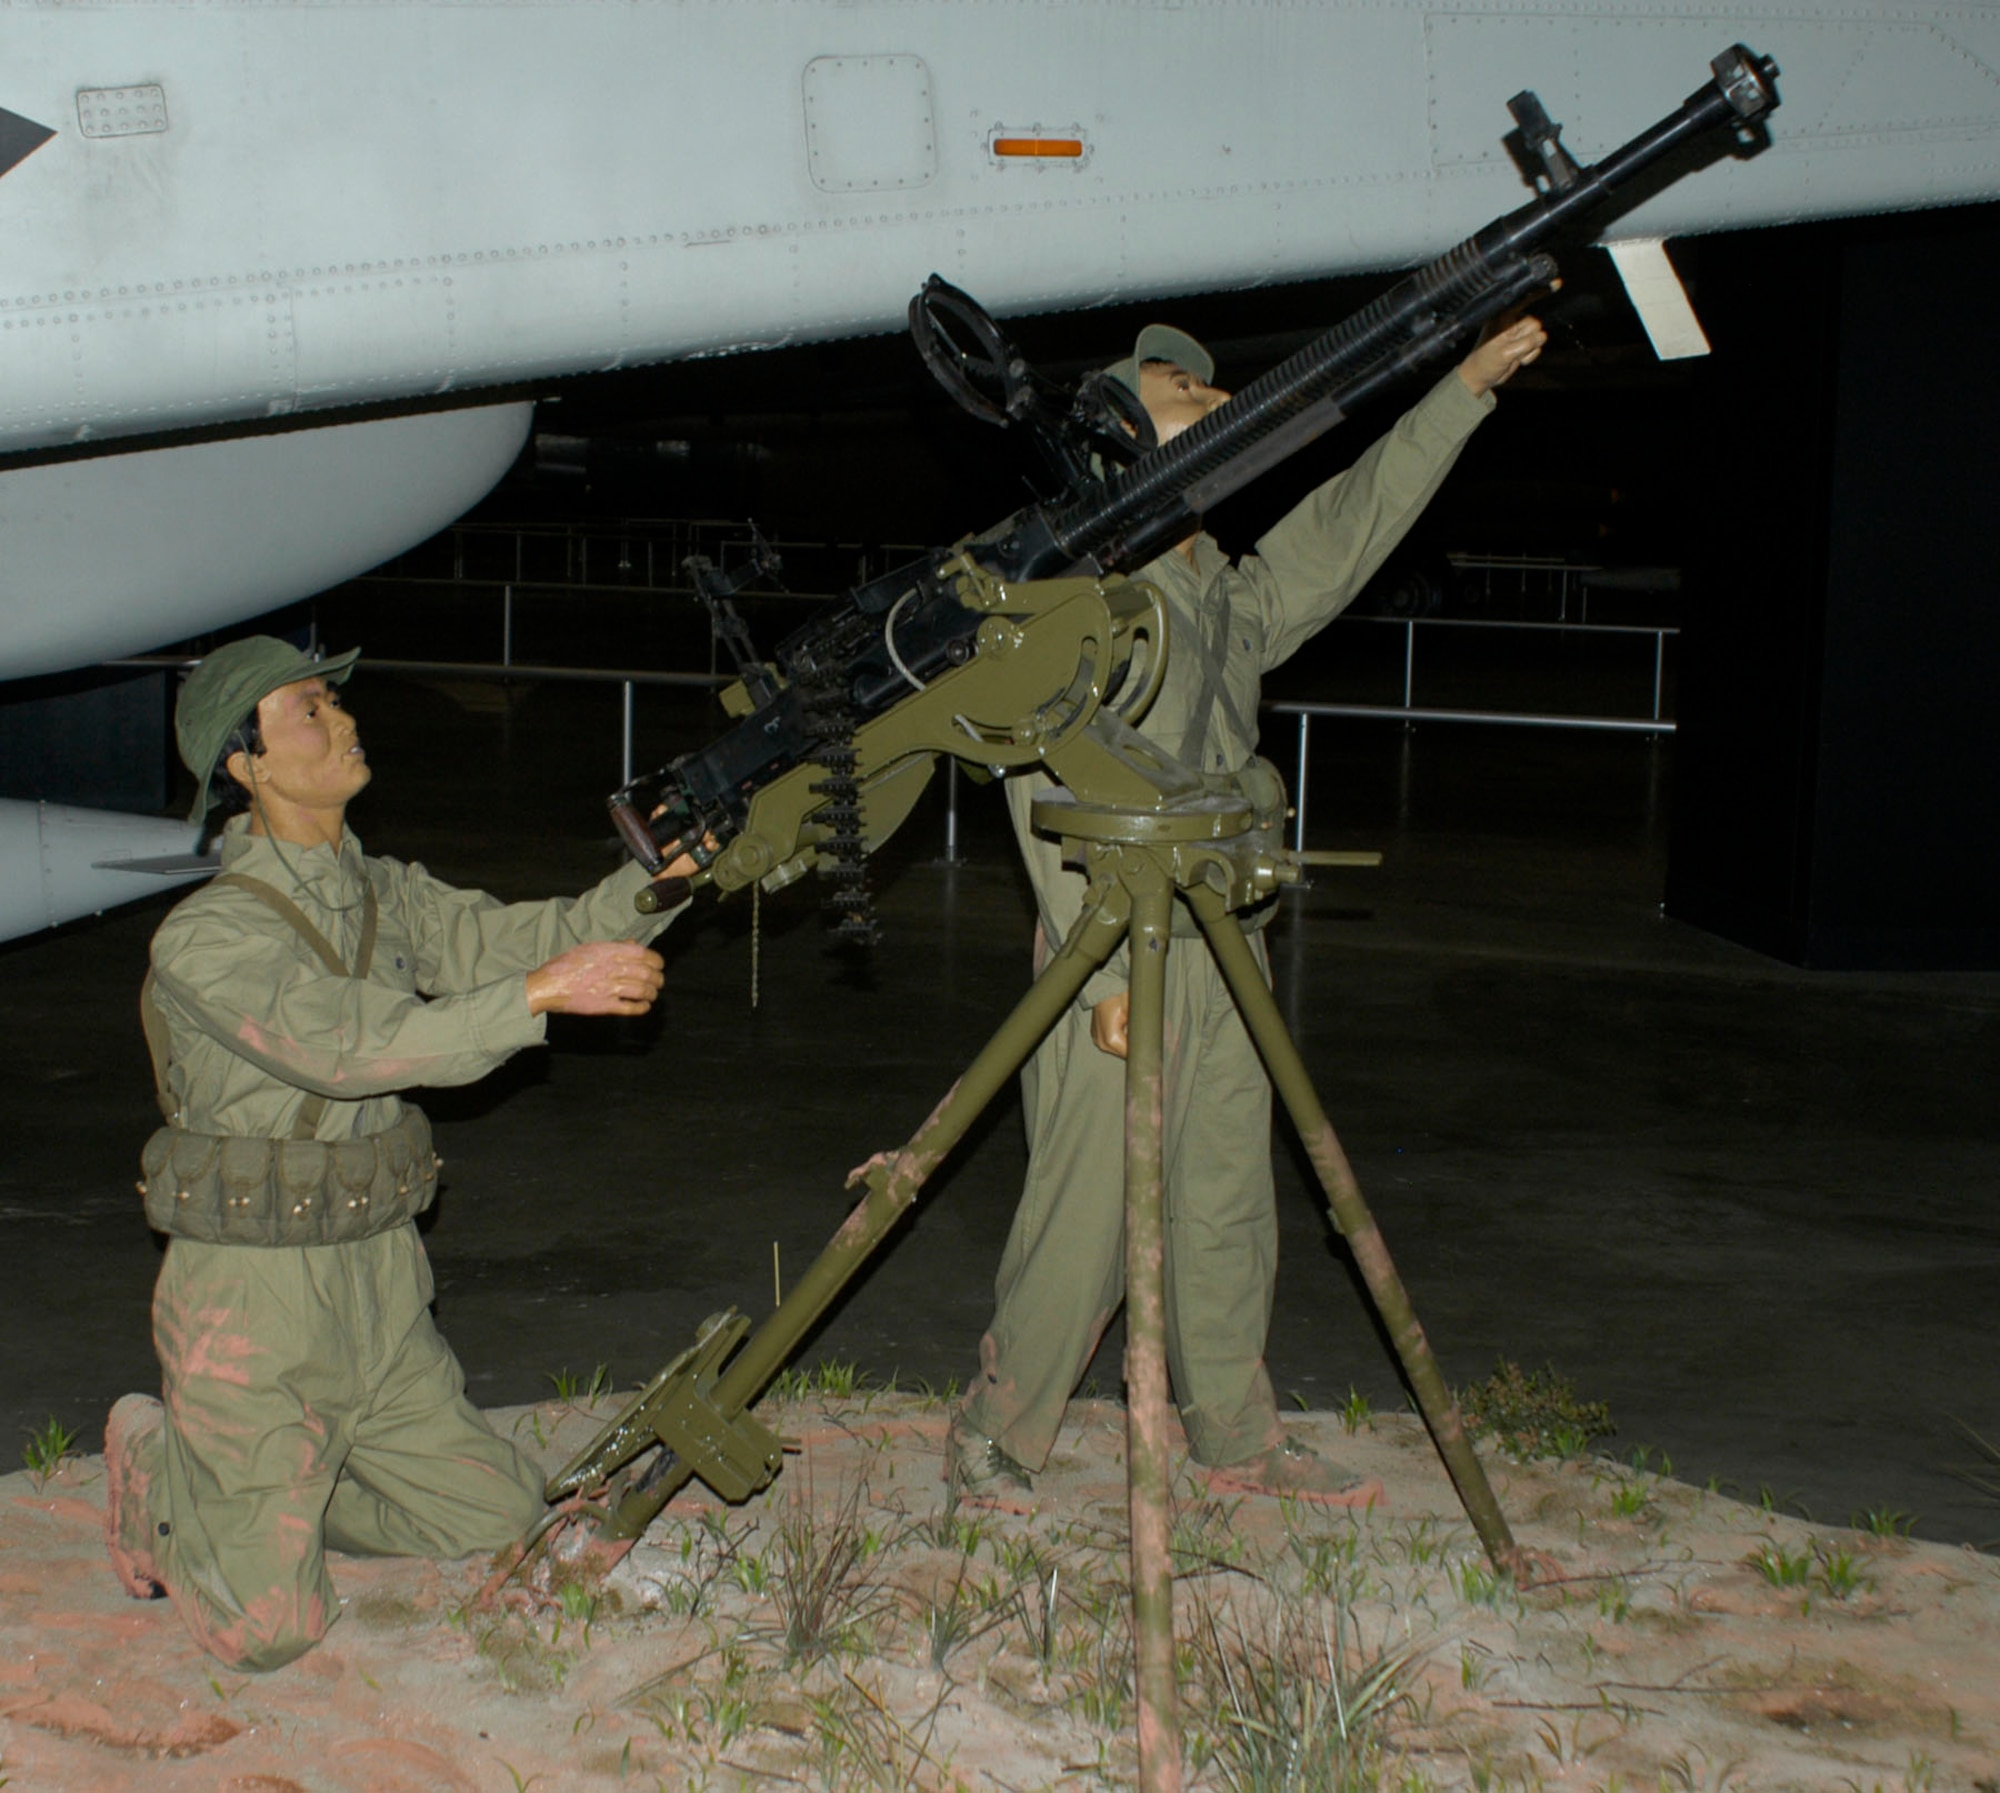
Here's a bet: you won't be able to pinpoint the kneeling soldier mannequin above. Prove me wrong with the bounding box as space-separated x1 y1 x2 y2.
104 636 693 1671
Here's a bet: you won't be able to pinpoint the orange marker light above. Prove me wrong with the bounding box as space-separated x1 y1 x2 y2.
992 137 1085 158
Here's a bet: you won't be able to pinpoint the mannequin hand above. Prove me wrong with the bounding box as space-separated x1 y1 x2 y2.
1457 313 1548 396
1091 992 1130 1060
525 940 666 1017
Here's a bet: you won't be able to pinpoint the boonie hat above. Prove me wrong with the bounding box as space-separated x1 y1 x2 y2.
1102 323 1216 398
176 636 360 821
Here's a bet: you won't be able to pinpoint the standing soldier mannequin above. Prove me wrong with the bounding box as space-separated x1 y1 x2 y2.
951 316 1546 1505
104 637 693 1671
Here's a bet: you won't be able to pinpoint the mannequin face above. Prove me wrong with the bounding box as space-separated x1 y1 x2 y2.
1138 360 1230 444
226 676 369 830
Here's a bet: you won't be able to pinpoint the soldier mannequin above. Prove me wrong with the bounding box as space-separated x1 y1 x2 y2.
103 637 693 1671
951 316 1546 1504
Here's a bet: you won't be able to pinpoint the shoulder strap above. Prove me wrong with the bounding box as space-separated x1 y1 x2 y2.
352 879 380 981
1178 588 1254 772
211 872 350 976
200 872 382 1142
138 971 179 1124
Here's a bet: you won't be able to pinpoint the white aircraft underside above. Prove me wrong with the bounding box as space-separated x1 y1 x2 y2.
6 1 2000 470
2 0 1998 936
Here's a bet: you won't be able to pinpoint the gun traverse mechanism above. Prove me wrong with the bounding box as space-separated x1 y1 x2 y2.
606 44 1778 943
550 48 1781 1553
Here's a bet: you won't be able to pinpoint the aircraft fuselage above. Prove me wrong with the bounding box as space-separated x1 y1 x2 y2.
6 1 1999 459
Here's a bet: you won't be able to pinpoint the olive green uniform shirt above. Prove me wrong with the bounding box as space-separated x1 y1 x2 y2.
1007 367 1492 1000
149 816 672 1140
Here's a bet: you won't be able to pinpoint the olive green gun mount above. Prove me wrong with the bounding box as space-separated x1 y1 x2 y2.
662 558 1185 905
556 555 1518 1602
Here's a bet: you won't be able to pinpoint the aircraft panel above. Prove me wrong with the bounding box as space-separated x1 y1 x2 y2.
0 285 298 441
1798 22 2000 139
1426 11 2000 228
15 2 1999 458
291 273 454 403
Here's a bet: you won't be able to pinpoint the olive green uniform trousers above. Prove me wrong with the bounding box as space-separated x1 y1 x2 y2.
966 928 1280 1470
133 1226 543 1672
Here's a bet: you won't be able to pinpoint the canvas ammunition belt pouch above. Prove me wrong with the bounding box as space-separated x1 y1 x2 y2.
140 1107 438 1246
138 870 438 1245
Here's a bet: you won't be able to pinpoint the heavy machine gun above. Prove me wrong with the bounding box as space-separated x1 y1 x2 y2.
605 44 1778 945
551 60 1779 1759
553 52 1778 1781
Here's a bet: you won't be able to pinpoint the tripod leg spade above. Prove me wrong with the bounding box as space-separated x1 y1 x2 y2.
1195 904 1525 1577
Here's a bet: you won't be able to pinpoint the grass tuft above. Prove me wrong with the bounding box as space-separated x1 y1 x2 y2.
1608 1479 1649 1518
764 1468 888 1667
1171 1493 1249 1579
20 1415 77 1488
1814 1539 1870 1601
1851 1504 1916 1538
810 1671 957 1791
922 1547 1014 1673
1187 1585 1420 1792
544 1364 612 1405
766 1358 876 1403
1457 1360 1614 1460
1744 1540 1812 1588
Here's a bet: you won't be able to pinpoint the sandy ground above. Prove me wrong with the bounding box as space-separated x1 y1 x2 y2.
3 1386 1997 1792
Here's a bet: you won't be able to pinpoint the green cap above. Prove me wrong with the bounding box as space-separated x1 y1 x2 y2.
1102 323 1215 398
176 636 360 822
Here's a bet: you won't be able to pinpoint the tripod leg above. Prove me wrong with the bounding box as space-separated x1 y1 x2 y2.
729 877 1129 1403
1195 907 1522 1574
593 873 1133 1541
1121 855 1182 1793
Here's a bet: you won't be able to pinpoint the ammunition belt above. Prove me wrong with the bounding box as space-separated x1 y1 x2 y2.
139 1108 438 1247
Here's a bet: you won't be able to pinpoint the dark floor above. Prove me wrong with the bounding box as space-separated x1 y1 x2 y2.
5 670 1998 1548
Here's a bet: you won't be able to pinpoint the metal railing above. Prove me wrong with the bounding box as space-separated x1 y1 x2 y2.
1272 611 1676 852
1446 553 1598 622
352 657 724 788
369 518 922 606
134 544 1675 861
1352 612 1675 718
335 607 1676 861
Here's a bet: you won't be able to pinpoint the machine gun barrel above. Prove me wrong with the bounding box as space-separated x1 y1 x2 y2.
1020 44 1778 577
614 44 1777 895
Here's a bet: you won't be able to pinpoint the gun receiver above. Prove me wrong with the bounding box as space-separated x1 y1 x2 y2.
610 45 1779 930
